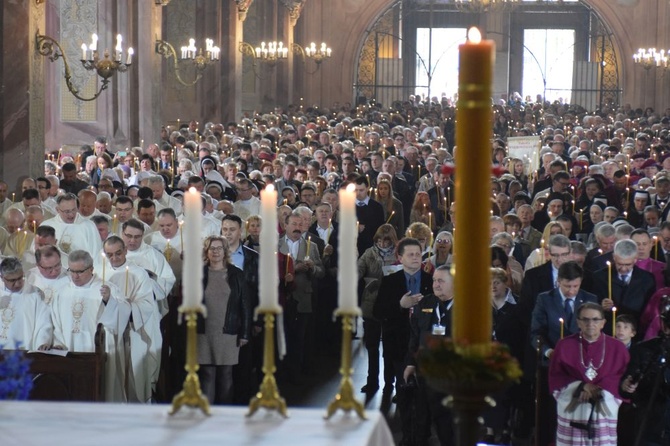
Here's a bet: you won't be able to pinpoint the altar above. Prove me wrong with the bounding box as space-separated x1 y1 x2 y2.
0 400 393 446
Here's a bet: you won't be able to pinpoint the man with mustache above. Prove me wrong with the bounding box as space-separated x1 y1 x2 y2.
278 213 323 383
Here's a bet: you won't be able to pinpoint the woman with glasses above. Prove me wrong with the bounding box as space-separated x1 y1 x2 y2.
0 257 52 351
197 236 251 404
357 224 399 395
425 231 453 273
373 179 405 239
548 302 629 446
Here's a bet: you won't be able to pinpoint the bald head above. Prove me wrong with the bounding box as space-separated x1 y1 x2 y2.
78 189 97 217
6 208 25 233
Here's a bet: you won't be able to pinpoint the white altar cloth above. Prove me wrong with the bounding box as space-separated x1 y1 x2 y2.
0 400 393 446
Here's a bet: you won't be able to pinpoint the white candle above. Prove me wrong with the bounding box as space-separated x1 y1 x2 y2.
181 187 203 309
258 185 280 311
126 48 134 65
81 43 87 60
338 183 359 312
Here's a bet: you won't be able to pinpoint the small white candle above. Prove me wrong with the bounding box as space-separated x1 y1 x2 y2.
181 187 203 309
81 43 87 60
338 183 359 312
258 185 280 311
126 47 134 65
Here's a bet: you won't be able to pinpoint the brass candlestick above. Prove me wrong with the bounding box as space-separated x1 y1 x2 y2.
325 311 366 420
247 310 288 418
169 307 210 416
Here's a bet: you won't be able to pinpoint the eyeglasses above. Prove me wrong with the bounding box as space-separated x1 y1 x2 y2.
1 275 25 284
38 263 61 273
578 317 604 324
67 266 92 275
58 208 78 215
436 239 451 244
122 233 143 240
208 246 224 252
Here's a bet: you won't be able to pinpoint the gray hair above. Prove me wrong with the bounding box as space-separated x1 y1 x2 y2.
548 234 571 250
68 250 93 269
147 175 165 187
492 231 514 248
0 257 23 276
613 239 637 259
293 206 313 218
596 223 616 239
615 224 635 239
570 240 587 256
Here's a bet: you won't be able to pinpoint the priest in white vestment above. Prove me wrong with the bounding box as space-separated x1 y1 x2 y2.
40 193 102 259
51 250 131 402
103 236 162 403
25 245 70 306
148 175 183 216
117 219 176 317
0 257 52 350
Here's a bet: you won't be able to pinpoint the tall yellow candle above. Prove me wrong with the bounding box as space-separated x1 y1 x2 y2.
606 261 612 300
612 306 617 336
540 239 546 264
452 27 494 345
654 236 658 259
559 317 564 339
101 252 106 284
306 236 311 258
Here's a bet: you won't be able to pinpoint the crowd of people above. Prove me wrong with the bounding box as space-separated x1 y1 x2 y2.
1 95 670 445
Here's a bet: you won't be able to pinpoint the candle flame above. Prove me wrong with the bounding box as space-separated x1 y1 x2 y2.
559 318 564 323
612 306 617 312
188 187 197 194
346 183 355 193
265 184 275 193
467 27 482 44
606 261 611 266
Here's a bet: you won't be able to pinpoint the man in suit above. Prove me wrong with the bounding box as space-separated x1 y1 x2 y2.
309 202 340 351
279 213 324 381
220 214 260 402
584 223 616 273
274 162 303 204
402 265 455 446
520 234 572 322
591 239 655 339
354 176 385 256
517 204 542 251
373 237 432 397
530 261 598 446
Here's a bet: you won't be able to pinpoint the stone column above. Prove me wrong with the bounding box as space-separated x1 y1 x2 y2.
1 1 46 194
136 1 163 145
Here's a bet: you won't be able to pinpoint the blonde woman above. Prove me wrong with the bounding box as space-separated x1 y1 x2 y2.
374 179 405 239
524 221 564 270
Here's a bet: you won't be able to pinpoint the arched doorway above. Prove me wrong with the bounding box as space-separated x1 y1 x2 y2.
353 0 621 111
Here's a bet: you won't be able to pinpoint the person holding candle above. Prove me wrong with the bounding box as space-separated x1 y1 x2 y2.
196 236 251 405
589 239 655 341
549 302 629 446
531 261 598 445
625 189 651 229
358 224 399 395
103 236 161 403
278 213 324 381
584 223 617 272
0 257 53 352
373 177 405 239
409 191 435 233
631 229 666 289
51 249 131 402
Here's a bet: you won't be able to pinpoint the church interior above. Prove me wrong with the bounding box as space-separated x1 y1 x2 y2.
1 1 670 445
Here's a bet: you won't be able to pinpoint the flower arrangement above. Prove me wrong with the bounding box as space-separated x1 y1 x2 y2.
0 344 33 400
418 337 522 386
